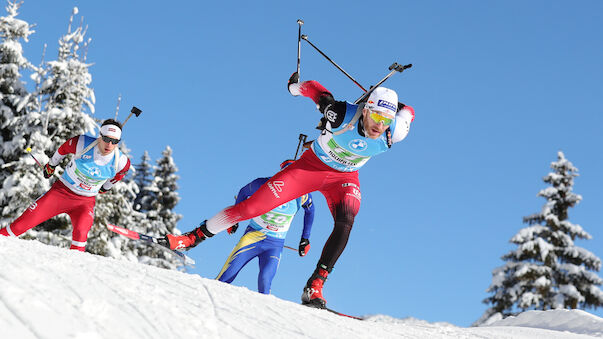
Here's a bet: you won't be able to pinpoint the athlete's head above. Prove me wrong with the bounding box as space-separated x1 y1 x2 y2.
280 159 295 169
362 87 398 139
99 119 122 155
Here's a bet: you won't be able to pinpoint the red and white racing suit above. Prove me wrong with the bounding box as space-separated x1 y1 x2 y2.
0 135 130 251
205 80 414 268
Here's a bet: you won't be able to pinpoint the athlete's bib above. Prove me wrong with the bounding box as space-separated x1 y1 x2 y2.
312 102 394 172
248 194 308 239
60 135 118 196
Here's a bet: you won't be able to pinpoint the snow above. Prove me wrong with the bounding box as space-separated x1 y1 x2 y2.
2 237 602 338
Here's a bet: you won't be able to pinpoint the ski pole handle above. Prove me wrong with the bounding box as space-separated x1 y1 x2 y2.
122 106 143 127
294 133 307 160
25 147 43 168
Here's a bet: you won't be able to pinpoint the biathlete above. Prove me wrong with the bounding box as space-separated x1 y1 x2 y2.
216 160 315 294
162 72 415 308
0 119 131 251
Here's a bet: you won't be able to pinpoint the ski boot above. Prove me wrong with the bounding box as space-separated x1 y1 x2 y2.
160 220 213 250
301 263 332 309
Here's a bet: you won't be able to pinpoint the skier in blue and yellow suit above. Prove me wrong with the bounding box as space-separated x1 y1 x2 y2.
216 160 315 294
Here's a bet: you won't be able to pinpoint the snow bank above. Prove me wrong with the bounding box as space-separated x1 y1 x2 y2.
1 237 601 339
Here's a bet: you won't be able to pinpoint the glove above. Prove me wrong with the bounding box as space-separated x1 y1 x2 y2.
298 238 310 257
99 187 110 194
43 163 56 179
288 72 302 96
227 223 239 235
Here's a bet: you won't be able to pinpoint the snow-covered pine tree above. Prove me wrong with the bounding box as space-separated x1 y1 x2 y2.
40 6 96 149
476 151 603 325
0 0 51 229
150 146 182 234
28 7 97 245
133 150 155 212
106 146 184 270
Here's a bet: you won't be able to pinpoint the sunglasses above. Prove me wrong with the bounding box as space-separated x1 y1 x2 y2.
101 135 120 145
368 111 393 126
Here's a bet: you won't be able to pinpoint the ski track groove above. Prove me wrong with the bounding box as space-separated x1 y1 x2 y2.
91 270 162 338
201 283 254 339
0 273 42 339
143 271 203 320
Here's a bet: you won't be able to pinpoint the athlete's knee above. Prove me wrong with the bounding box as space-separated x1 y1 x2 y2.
235 199 266 220
334 203 357 230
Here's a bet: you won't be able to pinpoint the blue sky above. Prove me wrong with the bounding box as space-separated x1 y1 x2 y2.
18 0 603 326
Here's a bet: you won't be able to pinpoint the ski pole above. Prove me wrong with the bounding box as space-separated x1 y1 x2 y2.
122 106 143 127
284 245 297 252
25 147 43 168
294 133 307 160
353 63 412 104
296 19 303 77
301 34 367 92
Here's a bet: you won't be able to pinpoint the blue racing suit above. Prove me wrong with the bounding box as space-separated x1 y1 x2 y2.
216 177 314 294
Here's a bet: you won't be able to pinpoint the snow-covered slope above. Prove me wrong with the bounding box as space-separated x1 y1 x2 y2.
1 237 602 339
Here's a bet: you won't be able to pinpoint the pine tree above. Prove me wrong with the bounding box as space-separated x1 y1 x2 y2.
40 7 96 150
476 151 603 325
150 146 182 234
0 0 50 228
133 150 155 212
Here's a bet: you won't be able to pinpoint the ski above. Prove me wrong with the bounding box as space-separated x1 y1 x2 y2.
106 224 195 266
325 307 363 320
303 303 363 320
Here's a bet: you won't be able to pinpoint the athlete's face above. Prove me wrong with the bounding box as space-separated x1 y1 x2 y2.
362 108 394 139
98 135 118 155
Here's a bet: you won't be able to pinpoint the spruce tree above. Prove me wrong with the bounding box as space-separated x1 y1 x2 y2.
477 151 603 325
133 150 155 212
151 146 182 234
40 7 96 150
0 0 50 228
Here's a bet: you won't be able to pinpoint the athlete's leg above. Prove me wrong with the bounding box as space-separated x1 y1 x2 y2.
205 155 325 235
0 183 69 237
66 197 96 251
216 230 265 284
257 243 283 294
318 175 361 268
302 173 361 307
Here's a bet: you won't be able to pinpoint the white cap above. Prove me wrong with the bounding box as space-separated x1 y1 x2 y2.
100 124 122 140
365 87 398 117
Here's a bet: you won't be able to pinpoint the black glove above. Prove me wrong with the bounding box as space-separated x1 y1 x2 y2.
99 187 110 194
298 238 310 257
227 223 239 235
43 163 56 179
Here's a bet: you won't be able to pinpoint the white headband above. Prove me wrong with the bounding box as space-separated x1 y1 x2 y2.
100 124 122 140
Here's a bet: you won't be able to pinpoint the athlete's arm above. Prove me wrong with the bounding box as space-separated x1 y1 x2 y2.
288 74 347 128
100 156 131 191
48 136 80 166
391 105 415 144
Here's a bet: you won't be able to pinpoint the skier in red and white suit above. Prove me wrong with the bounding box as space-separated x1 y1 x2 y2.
163 72 415 309
0 119 131 251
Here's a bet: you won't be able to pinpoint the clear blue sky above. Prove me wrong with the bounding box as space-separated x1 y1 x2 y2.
19 0 603 326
